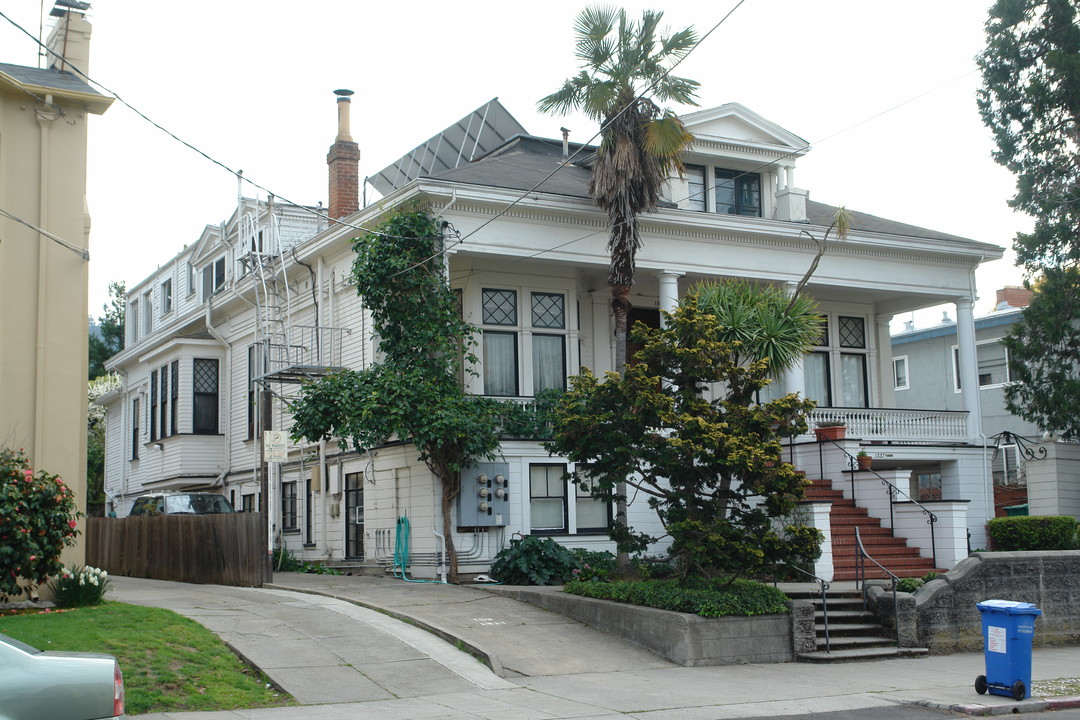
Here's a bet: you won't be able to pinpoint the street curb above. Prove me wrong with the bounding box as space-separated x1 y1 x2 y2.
263 583 507 678
909 694 1080 716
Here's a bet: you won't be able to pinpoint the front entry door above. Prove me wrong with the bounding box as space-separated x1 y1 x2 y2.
344 472 364 559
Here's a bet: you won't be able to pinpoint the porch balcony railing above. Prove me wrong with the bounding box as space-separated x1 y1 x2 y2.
808 408 969 443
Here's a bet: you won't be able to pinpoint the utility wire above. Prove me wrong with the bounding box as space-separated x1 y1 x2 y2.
0 8 412 242
0 206 89 260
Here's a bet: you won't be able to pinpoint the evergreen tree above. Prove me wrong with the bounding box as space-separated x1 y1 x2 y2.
88 281 126 380
977 0 1080 268
978 0 1080 435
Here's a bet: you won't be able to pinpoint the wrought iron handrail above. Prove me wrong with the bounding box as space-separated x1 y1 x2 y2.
854 526 900 649
820 439 939 568
773 564 832 653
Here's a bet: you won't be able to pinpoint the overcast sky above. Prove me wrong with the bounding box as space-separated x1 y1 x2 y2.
2 1 1029 329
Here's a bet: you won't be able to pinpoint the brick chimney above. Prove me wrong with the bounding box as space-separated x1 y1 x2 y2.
996 286 1033 310
327 89 360 220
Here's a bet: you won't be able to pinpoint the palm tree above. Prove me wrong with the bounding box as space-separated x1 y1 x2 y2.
693 280 823 406
540 6 699 571
540 6 699 369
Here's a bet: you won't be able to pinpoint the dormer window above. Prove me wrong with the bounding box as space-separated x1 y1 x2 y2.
685 164 762 217
715 168 760 217
201 256 226 301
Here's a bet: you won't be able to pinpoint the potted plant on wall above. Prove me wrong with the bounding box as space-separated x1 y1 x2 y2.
814 421 846 442
857 449 872 470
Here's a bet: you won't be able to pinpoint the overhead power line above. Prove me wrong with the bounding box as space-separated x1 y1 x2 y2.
0 206 89 260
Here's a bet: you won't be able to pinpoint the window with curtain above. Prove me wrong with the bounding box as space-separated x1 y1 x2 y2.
803 352 832 408
575 475 610 533
840 353 868 407
483 331 518 396
803 315 869 408
481 288 569 397
482 289 518 396
530 464 567 533
686 164 706 211
532 291 567 393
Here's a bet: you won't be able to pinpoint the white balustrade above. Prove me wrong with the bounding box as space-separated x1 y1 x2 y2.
807 408 968 442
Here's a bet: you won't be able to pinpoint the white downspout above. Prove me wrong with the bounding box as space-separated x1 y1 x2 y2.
430 474 447 583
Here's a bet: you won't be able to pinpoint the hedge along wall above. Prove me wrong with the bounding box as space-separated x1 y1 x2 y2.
913 550 1080 652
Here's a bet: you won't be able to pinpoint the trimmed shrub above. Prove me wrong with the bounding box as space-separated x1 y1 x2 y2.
491 536 577 585
563 578 789 618
987 515 1078 551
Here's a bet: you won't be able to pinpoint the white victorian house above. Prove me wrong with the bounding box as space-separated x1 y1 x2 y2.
101 95 1003 582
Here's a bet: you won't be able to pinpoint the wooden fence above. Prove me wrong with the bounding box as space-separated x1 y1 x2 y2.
86 514 266 587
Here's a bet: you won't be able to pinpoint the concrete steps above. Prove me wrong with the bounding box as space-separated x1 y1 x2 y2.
786 587 928 663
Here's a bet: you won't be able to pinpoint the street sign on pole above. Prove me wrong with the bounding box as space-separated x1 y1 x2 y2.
264 430 287 463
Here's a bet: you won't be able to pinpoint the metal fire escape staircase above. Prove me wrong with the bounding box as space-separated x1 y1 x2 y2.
242 205 350 388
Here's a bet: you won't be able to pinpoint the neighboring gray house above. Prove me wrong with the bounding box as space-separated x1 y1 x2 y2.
891 288 1037 513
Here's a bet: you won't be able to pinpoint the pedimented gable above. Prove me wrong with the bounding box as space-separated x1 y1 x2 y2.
681 103 809 159
189 225 223 267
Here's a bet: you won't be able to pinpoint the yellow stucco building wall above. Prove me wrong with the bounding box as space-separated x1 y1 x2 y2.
0 11 112 574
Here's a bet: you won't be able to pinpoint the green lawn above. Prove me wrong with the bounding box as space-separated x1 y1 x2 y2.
0 603 294 715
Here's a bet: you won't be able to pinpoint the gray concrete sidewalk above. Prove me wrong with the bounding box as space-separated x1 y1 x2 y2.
108 573 1080 720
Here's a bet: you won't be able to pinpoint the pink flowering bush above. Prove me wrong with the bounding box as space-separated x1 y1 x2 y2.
0 448 81 599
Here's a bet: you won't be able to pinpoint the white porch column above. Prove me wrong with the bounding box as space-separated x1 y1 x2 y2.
875 314 894 408
954 297 983 439
782 281 806 397
657 271 682 327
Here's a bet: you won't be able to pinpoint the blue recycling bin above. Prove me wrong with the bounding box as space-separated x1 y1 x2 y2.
975 599 1042 701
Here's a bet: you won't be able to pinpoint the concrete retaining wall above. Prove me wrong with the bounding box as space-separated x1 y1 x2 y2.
911 550 1080 653
486 585 811 665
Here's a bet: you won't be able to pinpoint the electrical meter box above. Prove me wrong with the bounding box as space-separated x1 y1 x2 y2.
457 462 510 527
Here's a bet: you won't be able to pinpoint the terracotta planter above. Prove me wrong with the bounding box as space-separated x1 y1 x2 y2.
857 455 872 471
814 425 846 442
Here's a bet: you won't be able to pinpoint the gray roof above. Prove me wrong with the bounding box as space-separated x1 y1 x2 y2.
430 135 595 199
806 201 972 243
0 62 103 98
422 133 975 244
